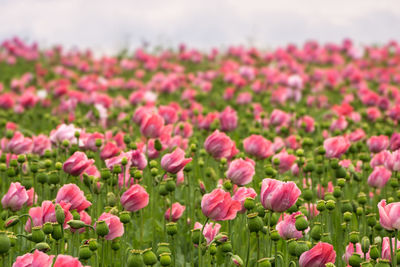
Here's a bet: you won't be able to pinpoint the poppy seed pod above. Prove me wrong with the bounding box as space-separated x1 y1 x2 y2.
0 232 10 254
142 248 157 265
127 249 144 267
247 213 263 233
95 220 109 237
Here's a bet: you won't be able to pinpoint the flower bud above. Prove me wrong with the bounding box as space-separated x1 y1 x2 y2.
361 236 370 254
4 216 19 228
68 220 86 229
33 242 50 253
55 204 65 225
231 254 243 266
154 139 163 151
142 248 157 265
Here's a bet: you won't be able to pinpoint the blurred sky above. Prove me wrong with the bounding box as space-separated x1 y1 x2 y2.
1 0 400 54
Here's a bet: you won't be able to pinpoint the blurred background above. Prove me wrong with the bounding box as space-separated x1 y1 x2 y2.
1 0 399 54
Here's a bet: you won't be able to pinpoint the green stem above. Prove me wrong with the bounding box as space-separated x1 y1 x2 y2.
198 218 209 267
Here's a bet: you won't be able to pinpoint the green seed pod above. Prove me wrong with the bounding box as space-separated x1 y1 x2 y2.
112 165 122 174
111 238 121 251
33 242 50 253
302 189 313 201
95 220 109 237
101 168 111 180
154 139 162 151
191 229 201 245
295 215 309 231
31 227 45 243
156 243 171 258
244 197 255 211
375 259 390 267
316 200 326 212
119 211 131 224
369 245 379 260
159 252 172 266
258 258 272 267
320 233 332 243
357 193 367 205
43 222 53 235
79 245 92 260
326 200 336 211
270 230 280 241
142 248 157 265
127 250 144 267
310 223 322 241
343 211 352 222
159 182 169 196
166 222 178 236
221 241 232 253
71 210 80 220
223 180 232 191
165 179 176 192
288 239 298 256
51 223 63 240
247 213 263 233
349 232 360 244
360 261 373 267
256 204 266 218
89 239 98 251
0 232 10 254
209 244 217 255
36 172 48 184
366 214 376 227
295 241 309 257
107 192 117 207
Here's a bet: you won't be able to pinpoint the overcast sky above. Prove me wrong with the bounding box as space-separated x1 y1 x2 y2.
1 0 399 54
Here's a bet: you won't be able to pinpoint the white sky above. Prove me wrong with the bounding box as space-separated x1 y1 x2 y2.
1 0 399 54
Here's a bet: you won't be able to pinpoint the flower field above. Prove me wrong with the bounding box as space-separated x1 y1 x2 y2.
0 37 400 266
